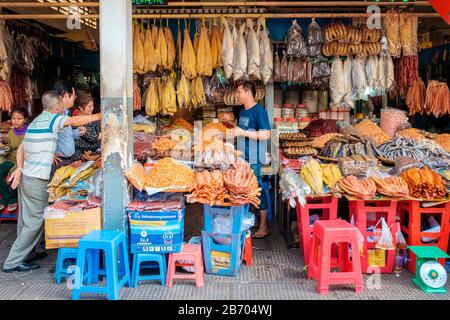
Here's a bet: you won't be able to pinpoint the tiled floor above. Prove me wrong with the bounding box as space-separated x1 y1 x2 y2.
0 222 449 300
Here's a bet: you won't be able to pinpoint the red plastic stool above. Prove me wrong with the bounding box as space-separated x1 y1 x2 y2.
243 232 253 266
167 244 204 288
295 195 338 265
398 200 450 273
308 220 363 294
348 199 398 273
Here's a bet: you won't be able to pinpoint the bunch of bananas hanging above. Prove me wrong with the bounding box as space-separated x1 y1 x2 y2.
300 159 324 195
320 164 343 188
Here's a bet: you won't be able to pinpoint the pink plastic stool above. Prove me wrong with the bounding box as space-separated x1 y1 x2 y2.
167 244 204 288
308 220 363 294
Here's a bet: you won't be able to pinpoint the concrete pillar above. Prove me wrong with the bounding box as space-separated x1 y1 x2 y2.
99 0 133 230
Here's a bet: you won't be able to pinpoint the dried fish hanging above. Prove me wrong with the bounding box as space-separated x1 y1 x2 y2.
181 19 197 80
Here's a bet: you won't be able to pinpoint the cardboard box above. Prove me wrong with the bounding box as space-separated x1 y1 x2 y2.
128 209 184 254
44 207 102 249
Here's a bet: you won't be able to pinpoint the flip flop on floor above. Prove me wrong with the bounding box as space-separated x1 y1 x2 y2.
252 230 271 240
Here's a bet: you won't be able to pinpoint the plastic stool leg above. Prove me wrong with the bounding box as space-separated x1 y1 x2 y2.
317 236 331 294
106 246 120 300
87 249 99 284
131 254 139 288
194 254 204 288
55 249 63 284
119 240 131 287
166 254 174 288
159 256 167 287
72 247 86 300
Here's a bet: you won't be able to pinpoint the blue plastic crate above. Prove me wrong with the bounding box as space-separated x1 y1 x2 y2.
128 209 185 254
201 230 246 277
203 204 250 234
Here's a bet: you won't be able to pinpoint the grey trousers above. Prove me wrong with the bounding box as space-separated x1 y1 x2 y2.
3 174 49 269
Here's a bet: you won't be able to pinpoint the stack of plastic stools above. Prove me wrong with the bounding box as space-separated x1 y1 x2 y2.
202 205 248 276
131 253 166 287
397 200 450 273
72 230 131 300
308 220 363 294
348 199 398 273
167 244 204 288
55 248 78 284
295 196 338 265
243 230 253 266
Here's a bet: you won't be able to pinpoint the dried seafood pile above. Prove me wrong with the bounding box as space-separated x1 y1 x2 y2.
187 159 261 207
145 157 194 189
338 176 377 200
187 170 230 206
223 159 261 207
376 137 449 161
401 166 447 200
194 138 241 170
353 120 390 147
319 134 378 159
369 176 410 199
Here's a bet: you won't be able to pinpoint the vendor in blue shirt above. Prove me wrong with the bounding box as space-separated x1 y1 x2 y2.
233 81 271 239
52 81 86 172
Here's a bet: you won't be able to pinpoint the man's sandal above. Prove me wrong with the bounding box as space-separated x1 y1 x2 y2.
252 230 271 240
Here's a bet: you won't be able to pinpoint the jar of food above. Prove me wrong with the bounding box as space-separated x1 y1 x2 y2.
319 111 328 119
282 104 295 118
330 108 338 120
274 104 282 118
302 90 319 114
295 107 309 119
318 90 329 111
299 117 312 130
286 118 299 131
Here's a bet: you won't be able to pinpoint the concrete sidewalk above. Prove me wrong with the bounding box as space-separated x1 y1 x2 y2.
0 221 449 300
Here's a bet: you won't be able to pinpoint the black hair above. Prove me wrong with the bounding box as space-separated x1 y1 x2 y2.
53 80 75 97
238 81 256 98
11 107 29 122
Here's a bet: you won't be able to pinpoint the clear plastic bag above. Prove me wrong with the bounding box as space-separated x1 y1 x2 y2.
307 18 323 46
124 161 146 191
375 218 395 250
351 56 368 101
330 57 345 107
396 223 407 248
286 20 307 57
308 44 322 58
399 13 418 57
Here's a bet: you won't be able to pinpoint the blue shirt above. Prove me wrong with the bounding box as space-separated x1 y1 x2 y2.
237 103 270 165
55 109 79 157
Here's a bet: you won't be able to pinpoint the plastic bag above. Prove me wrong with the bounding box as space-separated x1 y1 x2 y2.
342 56 354 109
280 50 288 81
396 223 407 248
274 51 281 82
307 18 323 46
279 171 311 207
124 161 146 191
399 13 418 57
375 218 395 250
286 20 307 57
212 211 255 245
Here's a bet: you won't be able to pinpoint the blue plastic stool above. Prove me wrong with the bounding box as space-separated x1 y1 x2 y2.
262 180 273 221
72 230 131 300
131 253 167 287
55 248 78 284
201 230 246 277
203 204 250 234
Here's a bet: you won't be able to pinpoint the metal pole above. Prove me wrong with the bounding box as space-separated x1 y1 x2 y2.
0 12 442 20
100 0 133 231
0 1 432 8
